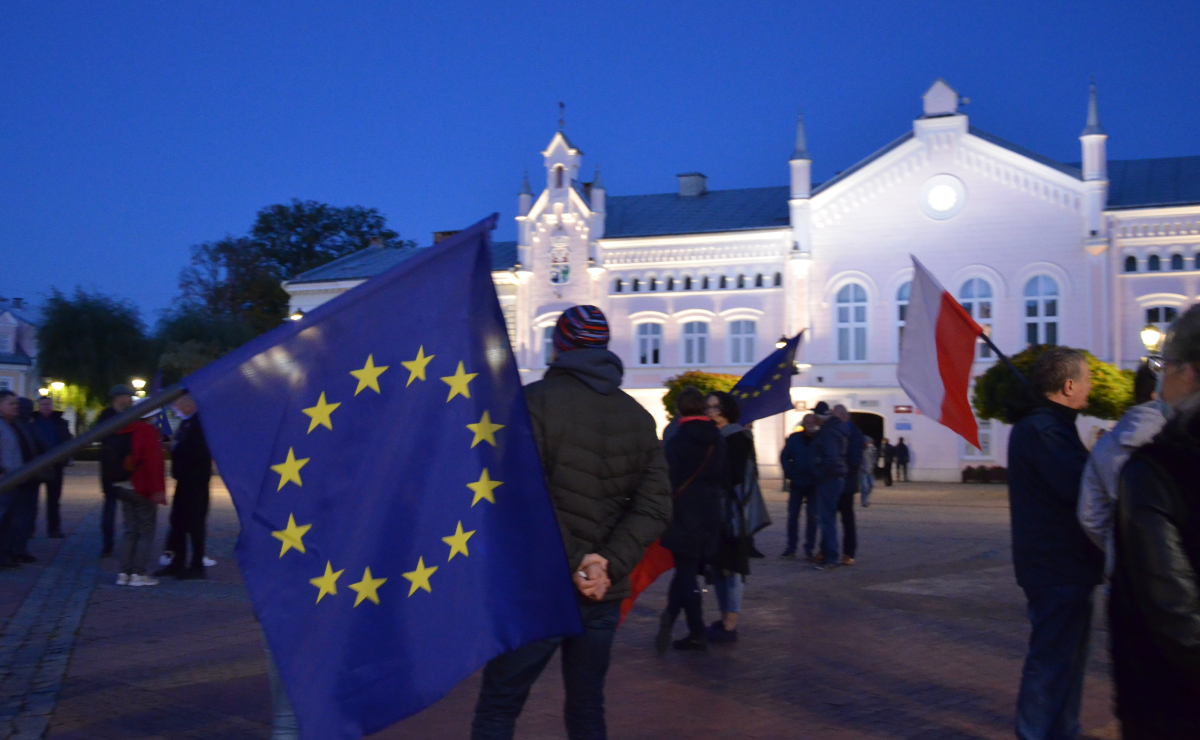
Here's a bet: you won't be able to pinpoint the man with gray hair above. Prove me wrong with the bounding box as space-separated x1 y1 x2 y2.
1007 347 1103 740
1110 305 1200 738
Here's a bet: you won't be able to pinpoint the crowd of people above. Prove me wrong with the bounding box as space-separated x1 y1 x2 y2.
0 384 213 587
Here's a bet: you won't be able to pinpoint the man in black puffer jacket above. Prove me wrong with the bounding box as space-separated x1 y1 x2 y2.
1007 347 1102 740
472 305 670 740
1111 305 1200 739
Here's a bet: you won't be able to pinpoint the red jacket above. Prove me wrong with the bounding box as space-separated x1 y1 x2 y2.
122 420 166 503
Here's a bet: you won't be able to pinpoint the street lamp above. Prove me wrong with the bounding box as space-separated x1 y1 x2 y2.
290 308 305 321
131 378 146 390
1140 324 1165 355
50 381 65 391
38 387 49 397
775 335 788 349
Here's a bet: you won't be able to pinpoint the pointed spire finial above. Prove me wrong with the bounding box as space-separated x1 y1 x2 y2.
519 170 533 196
1082 81 1105 136
591 166 604 190
791 108 810 160
558 101 565 132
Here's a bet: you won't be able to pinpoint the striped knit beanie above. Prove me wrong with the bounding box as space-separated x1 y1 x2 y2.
552 305 610 354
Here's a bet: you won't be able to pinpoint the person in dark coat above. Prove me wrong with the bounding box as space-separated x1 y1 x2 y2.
780 413 820 558
155 393 212 579
31 396 72 538
893 437 910 482
97 385 136 556
1110 305 1200 739
1007 347 1102 740
833 405 863 565
7 396 40 561
0 391 38 567
811 401 849 569
656 386 727 652
880 437 894 486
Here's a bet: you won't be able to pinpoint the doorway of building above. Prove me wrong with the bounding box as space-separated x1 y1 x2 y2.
850 412 884 448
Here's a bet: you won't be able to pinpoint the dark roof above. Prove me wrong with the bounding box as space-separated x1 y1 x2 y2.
1080 156 1200 209
603 186 791 238
969 127 1083 179
0 352 32 367
812 132 915 195
289 242 520 284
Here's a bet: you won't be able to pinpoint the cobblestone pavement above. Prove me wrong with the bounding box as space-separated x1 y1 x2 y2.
0 466 1118 739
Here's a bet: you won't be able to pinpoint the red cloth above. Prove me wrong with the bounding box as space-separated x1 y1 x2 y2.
619 539 675 623
124 420 167 504
676 416 709 424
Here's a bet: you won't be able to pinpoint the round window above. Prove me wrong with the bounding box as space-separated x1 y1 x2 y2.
919 174 967 220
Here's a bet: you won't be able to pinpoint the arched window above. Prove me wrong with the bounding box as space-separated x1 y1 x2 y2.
542 326 555 366
637 323 663 366
1196 254 1200 271
1146 306 1179 333
895 281 911 352
683 322 709 365
649 277 657 292
667 276 675 291
1148 255 1161 271
1171 254 1185 271
613 278 623 293
719 276 728 289
737 274 746 289
702 276 710 290
959 278 994 358
754 274 764 288
1124 256 1138 272
1024 275 1059 346
836 283 868 362
773 272 782 286
632 278 640 292
729 320 756 365
684 276 692 290
554 165 564 189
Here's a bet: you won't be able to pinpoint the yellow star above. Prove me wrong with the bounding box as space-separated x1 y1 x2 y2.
467 469 502 506
762 383 772 391
402 557 438 596
753 391 761 397
270 447 310 491
772 373 782 380
301 392 341 433
442 521 476 560
401 346 435 387
348 567 388 607
467 410 504 448
309 561 343 603
441 361 478 402
350 354 389 395
271 514 311 558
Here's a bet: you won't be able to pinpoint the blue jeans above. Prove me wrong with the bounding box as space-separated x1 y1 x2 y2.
472 600 619 740
860 468 874 504
1016 584 1095 740
815 478 843 562
786 485 818 555
712 570 744 614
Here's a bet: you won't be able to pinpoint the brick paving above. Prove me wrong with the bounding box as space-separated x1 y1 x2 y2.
0 465 1119 739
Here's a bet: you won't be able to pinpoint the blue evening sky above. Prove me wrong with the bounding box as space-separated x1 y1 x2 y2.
1 1 1197 321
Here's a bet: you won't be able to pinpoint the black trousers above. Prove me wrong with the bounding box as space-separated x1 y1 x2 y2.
665 554 705 638
838 491 857 558
897 463 909 482
40 467 64 535
882 461 893 486
167 479 210 569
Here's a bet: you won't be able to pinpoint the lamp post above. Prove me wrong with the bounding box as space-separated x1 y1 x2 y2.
775 335 788 349
131 378 147 398
1140 324 1165 356
289 308 305 321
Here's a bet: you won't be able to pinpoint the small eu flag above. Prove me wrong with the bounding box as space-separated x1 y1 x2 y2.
183 216 582 739
729 332 803 425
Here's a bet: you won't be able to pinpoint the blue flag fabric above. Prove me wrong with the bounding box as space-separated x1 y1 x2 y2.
729 332 803 425
182 216 582 739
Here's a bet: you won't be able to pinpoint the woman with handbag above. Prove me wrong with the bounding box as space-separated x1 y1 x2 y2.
656 386 728 652
705 391 758 644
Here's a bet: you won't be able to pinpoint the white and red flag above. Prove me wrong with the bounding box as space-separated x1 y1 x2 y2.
897 256 984 449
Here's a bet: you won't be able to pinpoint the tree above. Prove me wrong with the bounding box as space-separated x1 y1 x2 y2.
971 344 1134 423
37 289 151 406
153 305 256 383
178 200 414 336
662 370 741 420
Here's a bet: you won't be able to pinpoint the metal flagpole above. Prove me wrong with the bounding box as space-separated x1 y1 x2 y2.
0 386 187 495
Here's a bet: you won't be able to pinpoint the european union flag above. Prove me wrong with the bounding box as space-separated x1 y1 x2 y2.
183 216 582 739
730 332 803 425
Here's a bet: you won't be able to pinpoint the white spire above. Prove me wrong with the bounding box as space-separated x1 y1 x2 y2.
1082 82 1105 136
518 171 533 196
791 109 809 160
591 166 604 190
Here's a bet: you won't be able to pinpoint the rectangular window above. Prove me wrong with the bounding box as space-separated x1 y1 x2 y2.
0 376 12 391
1045 322 1057 346
637 323 662 366
683 322 708 365
854 327 867 361
729 320 756 365
1045 299 1057 318
542 327 555 366
1026 323 1038 346
0 335 10 354
964 420 993 459
1026 300 1038 318
838 327 850 361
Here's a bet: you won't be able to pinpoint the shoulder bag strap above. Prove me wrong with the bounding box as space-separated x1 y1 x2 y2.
673 444 715 500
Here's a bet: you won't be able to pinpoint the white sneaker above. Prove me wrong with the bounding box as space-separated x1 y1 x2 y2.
158 551 174 567
116 573 130 586
203 556 216 567
130 574 159 587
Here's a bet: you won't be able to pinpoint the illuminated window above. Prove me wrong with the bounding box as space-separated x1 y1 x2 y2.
836 283 868 362
959 278 994 358
683 322 709 365
1024 275 1059 346
637 323 663 366
729 320 756 365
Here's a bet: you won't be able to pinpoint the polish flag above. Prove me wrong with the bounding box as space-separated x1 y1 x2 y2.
897 256 984 449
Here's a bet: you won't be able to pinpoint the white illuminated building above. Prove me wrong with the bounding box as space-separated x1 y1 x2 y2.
286 80 1200 480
